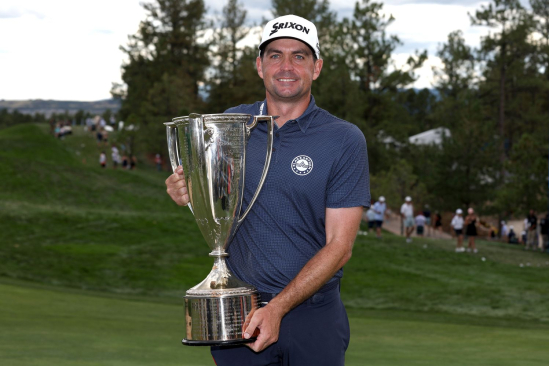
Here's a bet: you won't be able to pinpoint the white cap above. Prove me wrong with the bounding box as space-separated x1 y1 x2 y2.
456 209 463 214
379 196 385 202
259 15 320 59
405 196 412 202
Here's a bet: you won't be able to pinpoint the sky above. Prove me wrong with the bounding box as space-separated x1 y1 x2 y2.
0 0 519 101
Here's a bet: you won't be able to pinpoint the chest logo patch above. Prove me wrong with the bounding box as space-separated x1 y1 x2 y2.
291 155 313 176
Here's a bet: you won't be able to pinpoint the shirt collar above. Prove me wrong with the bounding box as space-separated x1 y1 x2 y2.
259 95 319 133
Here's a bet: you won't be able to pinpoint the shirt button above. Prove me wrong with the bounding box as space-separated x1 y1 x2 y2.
272 148 276 152
275 133 280 137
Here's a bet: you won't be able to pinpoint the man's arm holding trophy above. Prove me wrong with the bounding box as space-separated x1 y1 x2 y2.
241 206 362 352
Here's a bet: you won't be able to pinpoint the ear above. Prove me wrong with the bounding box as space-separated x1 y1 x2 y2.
312 59 323 81
256 57 264 79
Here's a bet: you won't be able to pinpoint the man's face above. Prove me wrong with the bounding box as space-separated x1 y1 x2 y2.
256 38 323 102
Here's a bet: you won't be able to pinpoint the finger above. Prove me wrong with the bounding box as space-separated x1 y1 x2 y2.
243 312 261 341
246 333 270 353
166 179 189 206
166 172 184 185
176 187 190 205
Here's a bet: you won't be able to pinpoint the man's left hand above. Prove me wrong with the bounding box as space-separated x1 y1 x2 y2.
243 304 284 353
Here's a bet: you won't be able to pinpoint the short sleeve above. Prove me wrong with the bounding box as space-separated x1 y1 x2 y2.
326 125 370 208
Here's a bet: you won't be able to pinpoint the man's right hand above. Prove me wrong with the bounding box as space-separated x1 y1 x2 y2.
165 165 190 206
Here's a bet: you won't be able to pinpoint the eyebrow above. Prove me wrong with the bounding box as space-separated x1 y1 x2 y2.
265 47 312 56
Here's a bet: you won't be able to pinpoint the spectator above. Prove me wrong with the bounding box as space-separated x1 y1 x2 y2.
423 204 432 237
96 129 103 146
102 130 109 146
54 123 61 138
372 196 387 238
99 151 107 168
111 145 120 169
501 221 509 241
433 212 443 238
415 211 426 238
541 213 549 252
155 153 162 171
122 155 129 170
464 207 479 253
451 209 465 252
508 225 518 244
525 209 538 251
363 205 376 233
400 196 414 243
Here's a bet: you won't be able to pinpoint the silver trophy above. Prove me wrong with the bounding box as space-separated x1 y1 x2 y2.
165 113 274 346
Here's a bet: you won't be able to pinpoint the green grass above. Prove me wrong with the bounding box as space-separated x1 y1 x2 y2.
344 235 549 321
1 280 548 366
2 123 549 364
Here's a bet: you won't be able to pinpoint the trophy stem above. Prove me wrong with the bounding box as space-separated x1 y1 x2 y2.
188 254 255 294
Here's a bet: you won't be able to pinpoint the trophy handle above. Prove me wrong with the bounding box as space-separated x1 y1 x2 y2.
237 115 275 225
165 121 194 215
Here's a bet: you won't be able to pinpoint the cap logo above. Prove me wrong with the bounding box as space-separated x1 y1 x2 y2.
269 22 310 36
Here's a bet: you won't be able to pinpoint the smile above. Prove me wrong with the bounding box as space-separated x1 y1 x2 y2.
277 78 296 82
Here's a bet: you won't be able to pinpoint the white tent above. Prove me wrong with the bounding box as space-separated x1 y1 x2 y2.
408 127 451 146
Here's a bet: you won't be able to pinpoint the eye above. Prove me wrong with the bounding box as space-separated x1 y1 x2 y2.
271 54 280 59
295 55 304 60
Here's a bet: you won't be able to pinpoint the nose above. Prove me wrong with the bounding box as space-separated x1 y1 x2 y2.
280 55 294 71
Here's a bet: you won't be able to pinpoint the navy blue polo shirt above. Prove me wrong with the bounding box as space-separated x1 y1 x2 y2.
225 96 370 293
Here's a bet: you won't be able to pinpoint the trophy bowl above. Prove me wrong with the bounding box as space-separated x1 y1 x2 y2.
166 113 274 346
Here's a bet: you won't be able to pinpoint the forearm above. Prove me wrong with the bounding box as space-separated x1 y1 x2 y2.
265 238 352 317
242 206 363 352
265 206 362 317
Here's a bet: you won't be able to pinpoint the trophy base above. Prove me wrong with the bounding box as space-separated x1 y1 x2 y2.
182 337 257 346
183 290 260 346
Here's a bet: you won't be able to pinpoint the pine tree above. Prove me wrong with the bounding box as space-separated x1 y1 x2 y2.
112 0 210 156
470 0 535 165
206 0 264 111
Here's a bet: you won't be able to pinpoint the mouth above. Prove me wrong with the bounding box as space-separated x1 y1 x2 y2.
277 78 297 82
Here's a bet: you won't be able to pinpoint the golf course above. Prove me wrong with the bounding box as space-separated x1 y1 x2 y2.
1 123 549 365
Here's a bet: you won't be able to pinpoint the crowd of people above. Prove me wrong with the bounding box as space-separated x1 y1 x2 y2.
362 196 549 254
98 145 136 170
49 114 145 171
50 119 73 139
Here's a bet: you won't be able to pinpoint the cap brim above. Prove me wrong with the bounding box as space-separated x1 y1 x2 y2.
259 36 318 59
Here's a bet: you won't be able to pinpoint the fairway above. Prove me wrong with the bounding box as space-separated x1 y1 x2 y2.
1 281 548 366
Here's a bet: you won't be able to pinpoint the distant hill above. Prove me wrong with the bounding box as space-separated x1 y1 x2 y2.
0 99 121 117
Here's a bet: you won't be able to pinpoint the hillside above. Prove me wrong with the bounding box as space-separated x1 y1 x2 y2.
0 99 120 117
1 123 549 322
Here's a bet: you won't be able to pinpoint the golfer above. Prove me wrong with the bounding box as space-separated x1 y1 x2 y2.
400 196 414 243
165 14 370 366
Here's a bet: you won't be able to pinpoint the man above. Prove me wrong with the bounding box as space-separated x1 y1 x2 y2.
364 204 376 233
500 220 508 241
451 209 465 252
372 196 387 238
525 209 538 251
165 14 370 366
400 196 414 243
541 213 549 252
415 211 426 237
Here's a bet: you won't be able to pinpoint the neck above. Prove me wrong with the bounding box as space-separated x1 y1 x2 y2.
265 93 311 127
